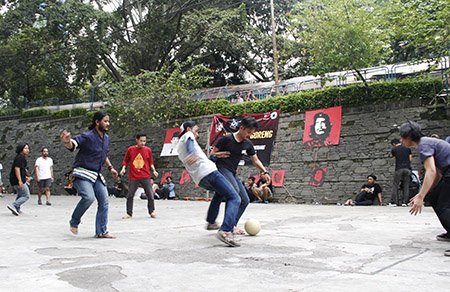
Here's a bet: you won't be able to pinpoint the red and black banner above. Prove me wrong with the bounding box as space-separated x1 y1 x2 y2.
209 110 280 166
303 106 342 148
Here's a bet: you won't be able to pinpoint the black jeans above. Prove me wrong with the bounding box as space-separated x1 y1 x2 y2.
391 168 411 204
428 178 450 234
127 178 155 216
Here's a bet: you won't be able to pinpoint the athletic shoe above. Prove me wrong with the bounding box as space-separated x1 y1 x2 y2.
38 200 42 205
122 214 132 219
206 223 220 230
150 212 156 218
216 230 240 247
264 200 269 204
254 200 262 203
46 201 52 206
436 233 450 242
401 203 407 207
388 203 397 207
445 250 450 257
344 199 353 206
7 205 19 216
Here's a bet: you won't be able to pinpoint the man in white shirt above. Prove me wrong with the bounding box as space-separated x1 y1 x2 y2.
177 121 241 247
35 147 54 205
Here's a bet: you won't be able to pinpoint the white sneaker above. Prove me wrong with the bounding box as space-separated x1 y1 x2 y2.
388 203 397 207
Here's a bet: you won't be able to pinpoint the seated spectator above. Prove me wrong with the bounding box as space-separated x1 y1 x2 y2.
108 175 126 198
345 174 384 206
246 177 258 203
255 170 273 203
155 176 176 199
151 177 160 199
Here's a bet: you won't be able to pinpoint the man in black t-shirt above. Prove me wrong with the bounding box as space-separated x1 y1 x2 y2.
256 170 273 203
346 174 383 206
209 116 270 235
7 143 31 216
389 139 412 206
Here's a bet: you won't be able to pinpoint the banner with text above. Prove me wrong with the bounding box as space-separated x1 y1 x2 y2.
209 110 280 166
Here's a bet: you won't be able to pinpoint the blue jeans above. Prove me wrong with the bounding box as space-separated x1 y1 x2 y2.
212 168 249 227
71 178 109 236
354 191 373 206
12 184 30 211
203 171 241 232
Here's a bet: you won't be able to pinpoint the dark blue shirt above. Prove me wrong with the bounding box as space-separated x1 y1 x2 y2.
70 129 109 172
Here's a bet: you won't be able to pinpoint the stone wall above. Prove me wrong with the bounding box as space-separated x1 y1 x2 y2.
1 99 449 204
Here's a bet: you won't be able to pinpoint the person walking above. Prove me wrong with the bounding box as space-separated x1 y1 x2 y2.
7 143 31 216
35 147 54 205
60 111 118 238
120 134 158 219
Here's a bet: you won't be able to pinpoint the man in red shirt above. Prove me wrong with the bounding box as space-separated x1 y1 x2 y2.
120 134 158 219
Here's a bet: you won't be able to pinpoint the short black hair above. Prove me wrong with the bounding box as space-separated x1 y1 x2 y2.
240 116 259 129
41 147 48 152
367 174 377 180
249 176 256 182
166 176 172 181
136 133 147 139
16 142 28 154
390 138 400 145
399 121 424 142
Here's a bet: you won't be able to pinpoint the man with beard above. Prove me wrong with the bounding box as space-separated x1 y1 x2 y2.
35 147 54 206
303 112 332 147
60 111 118 238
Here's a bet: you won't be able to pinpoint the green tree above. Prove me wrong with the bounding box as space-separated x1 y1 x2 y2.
286 0 389 91
386 0 450 64
105 62 210 134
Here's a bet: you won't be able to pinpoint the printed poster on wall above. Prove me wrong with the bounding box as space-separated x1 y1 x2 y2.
309 167 327 187
302 106 342 148
209 110 280 166
160 128 181 156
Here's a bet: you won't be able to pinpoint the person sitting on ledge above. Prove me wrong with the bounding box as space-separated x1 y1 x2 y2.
345 174 384 206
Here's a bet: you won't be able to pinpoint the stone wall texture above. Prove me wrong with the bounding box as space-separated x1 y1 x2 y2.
1 99 449 204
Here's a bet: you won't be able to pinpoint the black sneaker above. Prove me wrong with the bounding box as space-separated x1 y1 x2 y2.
436 233 450 242
7 205 19 216
445 250 450 257
46 201 52 206
38 200 42 205
216 230 240 247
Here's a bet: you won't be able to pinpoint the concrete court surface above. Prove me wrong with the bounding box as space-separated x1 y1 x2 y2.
1 194 450 292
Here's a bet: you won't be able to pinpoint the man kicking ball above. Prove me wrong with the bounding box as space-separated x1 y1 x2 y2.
177 121 241 247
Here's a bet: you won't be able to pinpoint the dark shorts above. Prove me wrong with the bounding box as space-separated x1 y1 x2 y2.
38 178 52 188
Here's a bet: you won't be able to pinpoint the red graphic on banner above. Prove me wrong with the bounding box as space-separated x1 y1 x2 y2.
160 128 181 156
249 173 260 184
309 168 327 187
160 171 172 184
272 170 285 187
209 110 280 166
303 106 342 148
179 171 191 185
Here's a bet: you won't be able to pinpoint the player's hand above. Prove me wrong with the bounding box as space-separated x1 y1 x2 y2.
409 194 424 216
19 182 24 189
60 130 71 143
214 151 231 158
111 168 118 178
153 170 159 177
120 168 125 176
